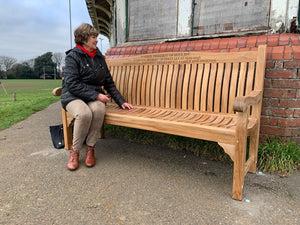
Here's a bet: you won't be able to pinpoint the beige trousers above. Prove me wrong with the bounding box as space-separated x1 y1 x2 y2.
66 99 106 152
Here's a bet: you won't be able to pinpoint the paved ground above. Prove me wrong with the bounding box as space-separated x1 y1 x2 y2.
0 102 299 225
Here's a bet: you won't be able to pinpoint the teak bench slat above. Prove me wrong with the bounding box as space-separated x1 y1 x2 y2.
52 45 267 200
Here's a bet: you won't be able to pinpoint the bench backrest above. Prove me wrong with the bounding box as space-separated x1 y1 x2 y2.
106 45 266 115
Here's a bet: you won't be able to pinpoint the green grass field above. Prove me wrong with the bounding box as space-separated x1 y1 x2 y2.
0 79 62 130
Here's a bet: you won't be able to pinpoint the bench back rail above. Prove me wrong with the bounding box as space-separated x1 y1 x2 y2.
107 48 265 120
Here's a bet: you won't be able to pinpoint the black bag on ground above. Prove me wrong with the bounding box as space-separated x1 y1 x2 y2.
49 124 64 149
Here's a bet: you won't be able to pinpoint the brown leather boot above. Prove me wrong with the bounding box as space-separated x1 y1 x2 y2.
85 145 95 167
67 147 79 170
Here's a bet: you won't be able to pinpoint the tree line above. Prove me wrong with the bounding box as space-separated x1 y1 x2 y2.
0 52 64 79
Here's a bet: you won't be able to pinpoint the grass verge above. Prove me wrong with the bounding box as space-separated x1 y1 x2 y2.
0 79 62 130
258 137 300 174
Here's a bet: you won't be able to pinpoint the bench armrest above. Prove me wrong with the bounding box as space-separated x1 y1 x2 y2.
52 87 62 97
233 90 262 112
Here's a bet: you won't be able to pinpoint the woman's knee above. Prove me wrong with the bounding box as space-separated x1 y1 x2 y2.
89 101 106 116
75 108 92 122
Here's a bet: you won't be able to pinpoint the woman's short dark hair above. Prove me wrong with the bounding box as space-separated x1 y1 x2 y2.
74 23 99 46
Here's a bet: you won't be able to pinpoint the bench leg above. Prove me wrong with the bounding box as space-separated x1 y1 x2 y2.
61 108 73 150
248 129 259 173
232 135 247 200
232 113 247 201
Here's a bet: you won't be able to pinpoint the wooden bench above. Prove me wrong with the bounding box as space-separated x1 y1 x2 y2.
52 45 267 200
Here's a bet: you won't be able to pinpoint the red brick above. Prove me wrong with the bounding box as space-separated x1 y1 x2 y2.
278 118 300 127
160 43 168 52
120 47 126 54
171 42 179 51
257 35 268 46
294 109 300 117
264 88 296 98
262 98 270 107
271 98 279 107
111 47 119 55
237 37 247 48
247 36 257 47
149 44 157 53
136 46 143 54
260 116 269 125
106 48 113 55
271 46 284 60
202 40 212 50
210 39 220 49
290 34 300 45
264 78 271 88
179 42 188 51
280 99 300 108
229 48 239 52
267 34 279 47
262 107 295 118
172 42 181 51
125 46 132 55
281 79 300 89
117 47 124 55
141 45 148 54
266 69 296 79
284 46 293 60
260 126 292 136
269 118 278 126
130 46 137 54
187 40 197 51
292 46 300 59
284 61 300 69
153 45 161 53
166 42 174 52
279 33 290 46
272 79 281 88
219 38 229 49
265 61 274 69
194 41 203 51
228 37 238 48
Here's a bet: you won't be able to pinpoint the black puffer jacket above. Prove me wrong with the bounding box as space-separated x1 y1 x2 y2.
61 47 125 109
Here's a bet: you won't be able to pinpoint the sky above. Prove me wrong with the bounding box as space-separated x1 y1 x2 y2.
0 0 110 63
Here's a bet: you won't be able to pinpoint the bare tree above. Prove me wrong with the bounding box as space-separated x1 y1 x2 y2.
52 52 64 77
0 56 17 79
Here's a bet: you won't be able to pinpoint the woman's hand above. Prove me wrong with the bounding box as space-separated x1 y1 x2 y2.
121 102 134 110
96 93 110 103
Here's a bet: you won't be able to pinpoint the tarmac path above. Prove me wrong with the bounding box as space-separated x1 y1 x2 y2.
0 102 299 225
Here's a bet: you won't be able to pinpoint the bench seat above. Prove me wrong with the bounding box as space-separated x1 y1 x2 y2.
105 103 257 161
106 104 257 139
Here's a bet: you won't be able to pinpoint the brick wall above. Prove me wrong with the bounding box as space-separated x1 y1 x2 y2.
106 34 300 143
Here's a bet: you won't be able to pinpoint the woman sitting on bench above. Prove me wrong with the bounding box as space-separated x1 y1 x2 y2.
61 23 133 171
